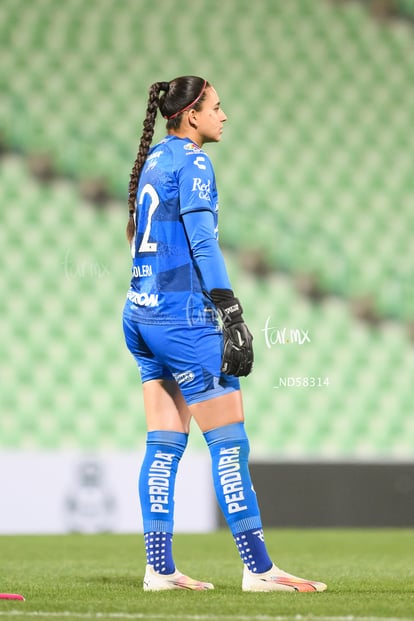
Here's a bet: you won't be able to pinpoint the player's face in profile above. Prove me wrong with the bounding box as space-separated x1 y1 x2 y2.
194 86 227 144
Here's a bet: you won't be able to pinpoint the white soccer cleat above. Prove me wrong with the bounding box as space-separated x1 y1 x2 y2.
242 563 327 592
143 565 214 591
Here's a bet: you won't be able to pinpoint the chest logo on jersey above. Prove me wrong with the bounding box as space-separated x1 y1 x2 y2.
193 156 206 170
192 177 211 200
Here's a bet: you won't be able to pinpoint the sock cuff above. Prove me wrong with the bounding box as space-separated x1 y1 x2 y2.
146 430 188 454
230 517 263 535
203 422 247 447
144 522 174 534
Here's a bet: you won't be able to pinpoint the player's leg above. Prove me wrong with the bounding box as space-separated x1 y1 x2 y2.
139 379 213 590
189 393 273 577
139 379 188 574
123 315 213 590
142 377 192 433
189 391 327 592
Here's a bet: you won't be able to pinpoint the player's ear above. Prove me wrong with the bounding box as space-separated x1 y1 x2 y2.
188 108 198 128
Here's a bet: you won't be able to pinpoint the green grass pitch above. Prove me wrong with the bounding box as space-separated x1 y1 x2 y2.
0 529 413 621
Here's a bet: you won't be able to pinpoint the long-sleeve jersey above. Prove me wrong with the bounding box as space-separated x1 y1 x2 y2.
127 135 231 325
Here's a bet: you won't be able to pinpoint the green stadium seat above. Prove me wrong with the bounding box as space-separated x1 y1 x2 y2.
1 0 414 456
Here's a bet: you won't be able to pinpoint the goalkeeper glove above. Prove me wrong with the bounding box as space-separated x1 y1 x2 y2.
209 288 254 377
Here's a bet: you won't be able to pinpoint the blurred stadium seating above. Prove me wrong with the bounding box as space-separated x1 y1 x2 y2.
397 0 414 18
1 0 413 458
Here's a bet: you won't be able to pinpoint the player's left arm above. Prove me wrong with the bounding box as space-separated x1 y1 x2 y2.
182 209 230 292
178 149 231 291
182 209 253 377
179 150 254 377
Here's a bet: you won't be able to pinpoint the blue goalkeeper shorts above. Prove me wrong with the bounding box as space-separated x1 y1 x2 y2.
122 301 240 405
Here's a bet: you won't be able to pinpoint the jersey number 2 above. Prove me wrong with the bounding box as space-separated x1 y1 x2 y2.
138 183 159 253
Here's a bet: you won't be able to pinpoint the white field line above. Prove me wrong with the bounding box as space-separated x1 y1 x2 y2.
0 612 413 621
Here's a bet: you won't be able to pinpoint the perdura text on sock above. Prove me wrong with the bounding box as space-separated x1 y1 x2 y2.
218 447 247 514
148 451 174 513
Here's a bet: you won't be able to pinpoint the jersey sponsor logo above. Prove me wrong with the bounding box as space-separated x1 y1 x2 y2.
147 150 163 160
192 177 211 200
193 156 207 170
127 290 159 307
132 264 152 278
184 142 201 151
172 370 195 385
145 150 162 170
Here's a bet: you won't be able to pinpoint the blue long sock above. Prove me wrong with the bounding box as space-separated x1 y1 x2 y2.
139 430 188 574
204 422 273 574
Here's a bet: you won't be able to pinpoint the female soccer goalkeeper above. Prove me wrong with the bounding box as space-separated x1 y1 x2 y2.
122 75 326 593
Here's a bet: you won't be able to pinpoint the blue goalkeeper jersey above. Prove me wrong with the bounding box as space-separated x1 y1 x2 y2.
127 135 230 325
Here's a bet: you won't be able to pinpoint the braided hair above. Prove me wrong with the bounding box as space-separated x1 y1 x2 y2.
126 76 209 244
